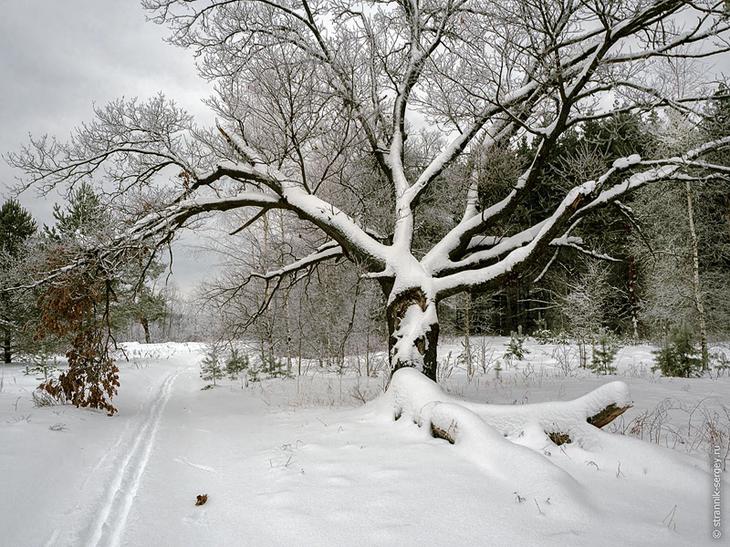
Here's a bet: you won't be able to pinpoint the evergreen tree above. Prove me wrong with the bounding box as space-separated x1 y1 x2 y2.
43 184 169 343
653 327 703 378
45 182 106 241
590 329 619 375
200 344 224 386
225 348 249 387
0 199 37 363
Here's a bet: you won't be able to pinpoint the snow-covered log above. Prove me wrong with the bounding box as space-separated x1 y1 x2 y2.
384 368 632 446
369 368 635 509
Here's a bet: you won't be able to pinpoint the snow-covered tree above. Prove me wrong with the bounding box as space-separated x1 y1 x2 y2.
628 98 730 364
8 0 730 382
200 344 225 386
0 199 36 363
561 259 615 367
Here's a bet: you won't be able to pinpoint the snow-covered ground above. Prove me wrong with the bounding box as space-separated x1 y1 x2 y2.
1 338 728 546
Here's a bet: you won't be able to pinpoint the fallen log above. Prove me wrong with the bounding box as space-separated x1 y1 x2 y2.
384 368 633 448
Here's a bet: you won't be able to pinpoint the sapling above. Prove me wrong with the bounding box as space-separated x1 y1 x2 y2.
590 329 619 375
503 327 529 369
225 349 249 388
200 344 224 387
653 327 703 378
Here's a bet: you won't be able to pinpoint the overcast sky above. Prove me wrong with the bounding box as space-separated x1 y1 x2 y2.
0 0 218 293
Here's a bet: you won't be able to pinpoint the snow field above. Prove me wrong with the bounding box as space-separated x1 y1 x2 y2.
0 339 728 546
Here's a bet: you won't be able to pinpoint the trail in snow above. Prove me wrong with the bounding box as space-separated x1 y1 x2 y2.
85 370 179 547
2 341 725 547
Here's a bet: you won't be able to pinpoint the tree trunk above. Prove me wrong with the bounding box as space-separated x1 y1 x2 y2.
3 328 11 364
627 256 640 340
386 287 439 381
463 293 473 380
140 316 151 344
685 181 708 369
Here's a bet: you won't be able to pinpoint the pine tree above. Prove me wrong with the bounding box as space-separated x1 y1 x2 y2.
32 187 121 413
653 327 703 378
590 329 619 375
24 348 60 382
503 327 529 368
0 199 37 363
46 182 106 241
225 349 249 387
200 345 224 386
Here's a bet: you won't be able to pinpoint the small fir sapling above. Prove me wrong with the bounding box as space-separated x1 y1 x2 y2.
225 349 249 387
590 328 619 375
653 327 704 378
200 344 224 387
503 326 529 368
262 354 290 378
25 349 60 382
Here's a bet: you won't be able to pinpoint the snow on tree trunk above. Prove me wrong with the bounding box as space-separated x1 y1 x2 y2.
386 287 439 381
685 180 709 369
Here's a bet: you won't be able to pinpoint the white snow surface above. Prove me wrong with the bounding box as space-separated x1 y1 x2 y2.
1 339 728 546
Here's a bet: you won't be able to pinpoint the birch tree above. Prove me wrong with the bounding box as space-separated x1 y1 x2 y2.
8 0 730 383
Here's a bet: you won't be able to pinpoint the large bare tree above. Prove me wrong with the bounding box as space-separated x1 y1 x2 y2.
9 0 730 383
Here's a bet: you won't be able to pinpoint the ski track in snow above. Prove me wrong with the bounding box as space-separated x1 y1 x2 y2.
82 370 179 547
48 375 163 547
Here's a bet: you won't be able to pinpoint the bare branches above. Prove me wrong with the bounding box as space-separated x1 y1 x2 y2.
6 95 198 196
9 0 730 312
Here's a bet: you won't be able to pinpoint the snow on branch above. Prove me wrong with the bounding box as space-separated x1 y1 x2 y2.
6 95 197 195
550 238 622 263
575 136 730 218
249 243 344 282
432 179 600 297
430 134 730 298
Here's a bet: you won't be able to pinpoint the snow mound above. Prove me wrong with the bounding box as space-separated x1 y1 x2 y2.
375 368 634 514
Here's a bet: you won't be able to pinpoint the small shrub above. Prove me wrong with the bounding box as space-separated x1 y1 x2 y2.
590 329 619 375
503 327 529 367
437 351 455 380
226 349 249 386
652 327 703 378
261 355 291 378
32 389 59 407
200 345 224 386
710 349 730 377
493 361 502 380
531 319 553 345
25 351 60 382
